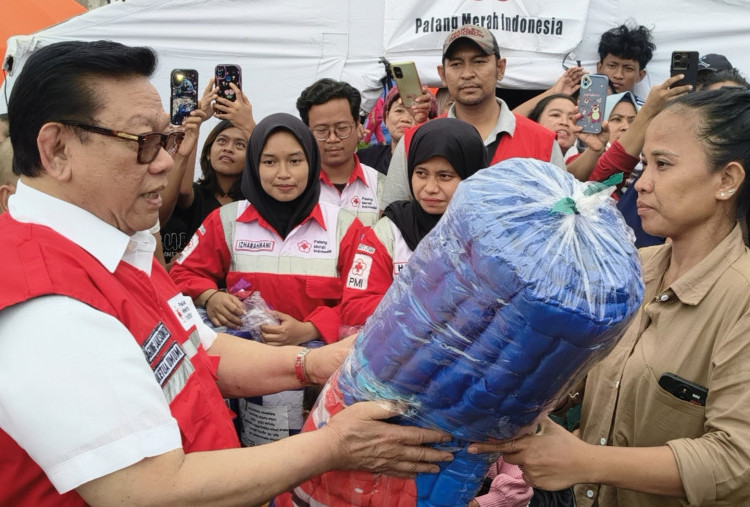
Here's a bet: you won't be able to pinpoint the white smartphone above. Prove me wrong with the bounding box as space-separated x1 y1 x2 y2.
391 61 423 107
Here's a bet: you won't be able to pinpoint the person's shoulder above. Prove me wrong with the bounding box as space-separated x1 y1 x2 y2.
218 199 250 224
357 144 388 157
359 160 381 176
373 215 394 237
725 245 750 287
320 200 356 226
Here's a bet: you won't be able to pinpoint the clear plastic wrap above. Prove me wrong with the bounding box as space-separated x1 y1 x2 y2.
240 291 280 342
285 159 645 506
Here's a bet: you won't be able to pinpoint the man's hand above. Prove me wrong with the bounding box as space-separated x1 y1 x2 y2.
260 311 319 346
322 401 453 478
205 291 245 329
410 85 433 124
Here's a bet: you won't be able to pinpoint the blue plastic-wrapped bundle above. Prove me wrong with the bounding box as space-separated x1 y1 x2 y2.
287 158 644 507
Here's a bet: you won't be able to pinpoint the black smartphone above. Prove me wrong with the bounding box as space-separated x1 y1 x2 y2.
670 51 699 91
658 372 708 406
215 64 242 102
170 69 198 126
576 74 608 134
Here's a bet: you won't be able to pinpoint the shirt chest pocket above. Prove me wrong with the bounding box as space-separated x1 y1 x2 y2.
634 371 706 447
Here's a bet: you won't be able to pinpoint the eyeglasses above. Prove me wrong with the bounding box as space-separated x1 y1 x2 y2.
58 120 185 164
310 122 356 142
562 51 582 71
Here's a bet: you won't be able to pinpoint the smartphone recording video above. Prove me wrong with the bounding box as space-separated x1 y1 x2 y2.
170 69 198 125
215 64 242 102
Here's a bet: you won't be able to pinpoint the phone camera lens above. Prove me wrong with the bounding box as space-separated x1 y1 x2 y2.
677 386 690 400
394 67 403 78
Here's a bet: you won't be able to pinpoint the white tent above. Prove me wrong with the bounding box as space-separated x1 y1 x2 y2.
2 0 749 121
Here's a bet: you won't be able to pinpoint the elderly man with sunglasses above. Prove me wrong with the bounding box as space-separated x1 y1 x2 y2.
0 40 453 506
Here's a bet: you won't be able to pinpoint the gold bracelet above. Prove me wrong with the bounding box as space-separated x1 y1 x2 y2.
294 348 313 386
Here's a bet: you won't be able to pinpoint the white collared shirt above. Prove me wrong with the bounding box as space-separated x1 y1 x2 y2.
10 180 154 274
0 181 192 493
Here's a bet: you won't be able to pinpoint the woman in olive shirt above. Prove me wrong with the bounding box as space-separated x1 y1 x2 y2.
470 88 750 506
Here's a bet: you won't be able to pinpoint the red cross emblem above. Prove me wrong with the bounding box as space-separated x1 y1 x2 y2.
353 259 366 275
351 196 360 207
298 240 311 253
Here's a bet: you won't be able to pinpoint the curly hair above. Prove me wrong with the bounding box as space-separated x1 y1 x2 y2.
296 78 361 126
598 23 655 70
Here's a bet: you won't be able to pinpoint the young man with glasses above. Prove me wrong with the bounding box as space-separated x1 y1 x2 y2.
297 78 384 226
0 40 453 506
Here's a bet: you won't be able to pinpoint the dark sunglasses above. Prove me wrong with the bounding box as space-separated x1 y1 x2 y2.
58 120 185 164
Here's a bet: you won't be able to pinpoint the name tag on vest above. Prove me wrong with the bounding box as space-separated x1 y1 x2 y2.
168 294 199 331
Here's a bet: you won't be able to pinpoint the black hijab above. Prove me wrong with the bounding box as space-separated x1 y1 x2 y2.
384 118 487 250
241 113 321 239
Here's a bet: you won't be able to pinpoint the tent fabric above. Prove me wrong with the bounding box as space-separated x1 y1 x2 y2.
0 0 86 85
1 0 749 133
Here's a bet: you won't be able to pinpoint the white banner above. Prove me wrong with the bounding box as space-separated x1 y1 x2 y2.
384 0 591 55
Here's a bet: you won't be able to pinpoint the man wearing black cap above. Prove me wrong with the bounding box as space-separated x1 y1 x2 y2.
698 53 733 74
380 24 564 208
695 53 749 90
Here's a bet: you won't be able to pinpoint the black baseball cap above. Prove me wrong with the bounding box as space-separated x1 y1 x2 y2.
698 53 733 73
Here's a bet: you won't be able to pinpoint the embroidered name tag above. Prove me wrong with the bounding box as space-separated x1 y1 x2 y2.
357 243 376 255
236 239 275 251
143 322 171 363
154 343 186 386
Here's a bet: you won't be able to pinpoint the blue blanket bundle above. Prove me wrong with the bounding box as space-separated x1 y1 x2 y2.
336 158 644 506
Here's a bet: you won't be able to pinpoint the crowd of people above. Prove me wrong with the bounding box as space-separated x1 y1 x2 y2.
1 16 750 507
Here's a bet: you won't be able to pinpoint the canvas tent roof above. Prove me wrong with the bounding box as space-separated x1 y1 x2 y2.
2 0 749 121
0 0 86 86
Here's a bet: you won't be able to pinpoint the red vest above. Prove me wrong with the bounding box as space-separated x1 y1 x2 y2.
0 214 239 506
402 111 555 165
